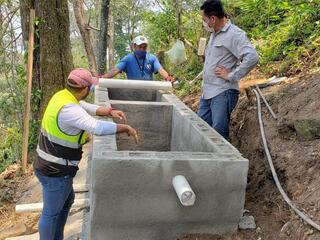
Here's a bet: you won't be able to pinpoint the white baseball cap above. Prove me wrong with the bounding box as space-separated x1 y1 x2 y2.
133 35 148 45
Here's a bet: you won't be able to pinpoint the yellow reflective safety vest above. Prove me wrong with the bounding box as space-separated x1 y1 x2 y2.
35 89 87 176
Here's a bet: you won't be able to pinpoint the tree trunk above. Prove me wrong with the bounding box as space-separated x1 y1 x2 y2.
19 0 41 121
175 0 182 40
108 13 115 69
34 0 73 115
92 0 101 57
72 0 97 74
97 0 110 75
19 0 30 47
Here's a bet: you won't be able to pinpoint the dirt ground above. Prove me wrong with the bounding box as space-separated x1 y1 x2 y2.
181 69 320 240
230 70 320 240
0 69 319 239
0 164 40 237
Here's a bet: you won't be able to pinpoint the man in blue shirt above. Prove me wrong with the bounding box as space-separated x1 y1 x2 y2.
101 36 174 81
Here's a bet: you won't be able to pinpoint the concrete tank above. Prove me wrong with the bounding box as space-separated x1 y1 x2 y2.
89 86 248 240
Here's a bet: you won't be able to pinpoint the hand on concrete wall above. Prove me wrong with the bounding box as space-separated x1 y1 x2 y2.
110 110 127 123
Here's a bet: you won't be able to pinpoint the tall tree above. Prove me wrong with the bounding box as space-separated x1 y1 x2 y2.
19 0 30 46
108 13 115 69
32 0 73 115
20 0 74 117
175 0 182 40
96 0 110 75
72 0 97 73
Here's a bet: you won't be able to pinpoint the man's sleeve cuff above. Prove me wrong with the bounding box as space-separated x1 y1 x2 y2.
227 72 237 82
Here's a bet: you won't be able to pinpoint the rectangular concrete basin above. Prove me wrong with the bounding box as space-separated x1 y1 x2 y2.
89 86 248 240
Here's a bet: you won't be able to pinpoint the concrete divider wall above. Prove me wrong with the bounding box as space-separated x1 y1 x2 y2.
108 88 157 102
89 87 248 240
160 93 241 155
110 100 173 151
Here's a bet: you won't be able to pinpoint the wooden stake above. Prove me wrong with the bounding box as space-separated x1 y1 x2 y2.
21 9 35 172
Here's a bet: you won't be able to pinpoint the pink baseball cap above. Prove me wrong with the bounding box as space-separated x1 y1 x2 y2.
67 68 98 87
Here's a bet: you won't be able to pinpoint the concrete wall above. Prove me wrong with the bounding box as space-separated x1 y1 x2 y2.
90 152 248 240
160 93 241 155
110 100 172 151
89 87 248 239
108 88 158 102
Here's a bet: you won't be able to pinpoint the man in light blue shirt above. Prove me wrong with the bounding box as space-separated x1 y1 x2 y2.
198 0 259 140
101 36 174 81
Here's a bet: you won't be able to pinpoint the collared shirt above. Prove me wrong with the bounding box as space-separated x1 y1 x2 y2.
202 21 259 99
33 100 117 177
117 53 162 80
58 101 117 136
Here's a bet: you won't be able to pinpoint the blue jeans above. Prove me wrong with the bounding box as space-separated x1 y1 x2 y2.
35 170 74 240
197 89 239 139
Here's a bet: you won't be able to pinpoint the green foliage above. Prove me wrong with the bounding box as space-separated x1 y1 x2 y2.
226 0 320 75
142 9 177 52
0 65 25 126
72 38 89 68
140 1 204 97
161 52 203 97
110 0 152 61
0 62 40 172
0 126 21 172
142 0 319 83
114 26 130 59
142 2 203 52
0 64 23 172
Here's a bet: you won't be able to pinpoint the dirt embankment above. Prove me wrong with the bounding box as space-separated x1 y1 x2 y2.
230 71 320 240
180 70 320 240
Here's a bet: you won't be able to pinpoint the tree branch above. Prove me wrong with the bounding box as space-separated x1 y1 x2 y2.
3 32 22 49
72 0 97 73
87 25 100 31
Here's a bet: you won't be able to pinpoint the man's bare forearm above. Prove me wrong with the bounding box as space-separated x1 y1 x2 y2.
96 106 112 116
159 67 169 79
159 67 174 82
99 67 120 78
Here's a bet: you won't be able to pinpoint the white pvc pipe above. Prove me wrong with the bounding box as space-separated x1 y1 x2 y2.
253 89 320 231
15 199 89 213
73 184 89 193
98 78 172 91
189 70 203 85
172 175 196 206
256 86 277 119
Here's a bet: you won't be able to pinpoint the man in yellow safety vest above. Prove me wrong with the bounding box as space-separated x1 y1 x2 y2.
33 68 138 240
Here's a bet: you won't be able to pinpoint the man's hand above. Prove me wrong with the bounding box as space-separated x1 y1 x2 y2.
165 75 175 82
126 126 139 144
116 124 139 144
97 68 121 79
85 133 92 143
110 110 127 123
214 66 230 80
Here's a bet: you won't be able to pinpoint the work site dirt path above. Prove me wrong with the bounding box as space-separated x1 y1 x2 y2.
0 143 91 240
